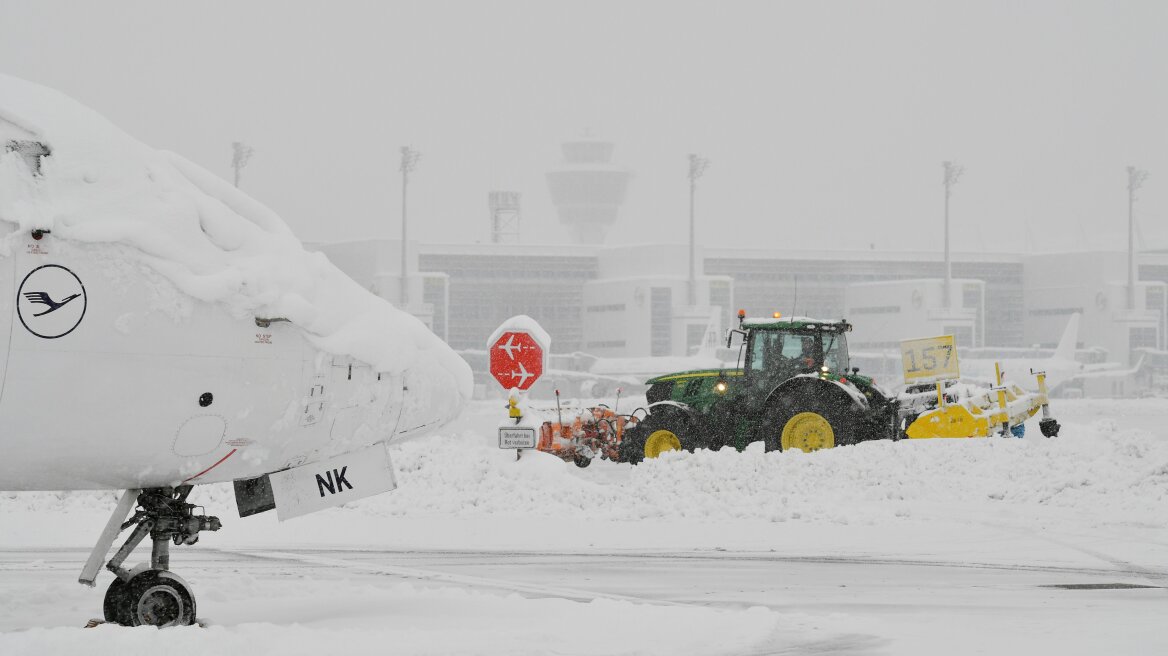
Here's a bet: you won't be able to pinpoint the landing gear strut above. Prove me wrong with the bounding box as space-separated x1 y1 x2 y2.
80 486 221 627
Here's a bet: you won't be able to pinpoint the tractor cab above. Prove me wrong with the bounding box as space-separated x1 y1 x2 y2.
732 315 854 386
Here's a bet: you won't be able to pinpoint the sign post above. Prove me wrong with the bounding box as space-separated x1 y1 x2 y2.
488 316 550 458
901 334 962 430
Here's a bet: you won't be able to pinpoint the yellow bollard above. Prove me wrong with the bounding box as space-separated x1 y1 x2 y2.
1034 370 1052 419
995 386 1010 436
992 363 1009 436
1030 368 1061 438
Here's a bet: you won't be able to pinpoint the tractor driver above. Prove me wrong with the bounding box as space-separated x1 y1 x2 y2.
798 336 817 371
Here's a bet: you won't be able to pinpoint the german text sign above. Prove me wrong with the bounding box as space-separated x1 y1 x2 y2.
498 427 537 449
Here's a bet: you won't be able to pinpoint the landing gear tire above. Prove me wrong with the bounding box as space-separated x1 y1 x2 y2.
102 577 130 625
115 570 196 627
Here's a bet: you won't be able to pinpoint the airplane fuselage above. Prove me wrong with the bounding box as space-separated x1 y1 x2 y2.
0 231 454 491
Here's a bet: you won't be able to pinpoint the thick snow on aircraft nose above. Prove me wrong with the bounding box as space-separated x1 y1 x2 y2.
0 73 473 483
396 355 472 439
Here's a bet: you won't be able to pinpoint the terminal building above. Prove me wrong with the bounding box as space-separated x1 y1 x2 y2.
312 137 1168 396
314 238 1168 370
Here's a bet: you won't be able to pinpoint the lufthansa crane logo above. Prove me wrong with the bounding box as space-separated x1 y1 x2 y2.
17 264 87 339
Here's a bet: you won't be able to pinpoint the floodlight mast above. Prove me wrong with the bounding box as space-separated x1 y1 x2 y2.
1126 166 1148 310
400 146 422 308
688 153 709 307
941 161 964 309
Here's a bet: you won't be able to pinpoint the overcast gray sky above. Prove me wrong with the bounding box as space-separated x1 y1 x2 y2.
2 0 1165 253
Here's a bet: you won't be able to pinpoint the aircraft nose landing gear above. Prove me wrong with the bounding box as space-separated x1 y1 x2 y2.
80 486 220 627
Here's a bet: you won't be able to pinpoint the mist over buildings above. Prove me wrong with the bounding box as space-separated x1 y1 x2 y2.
3 0 1166 252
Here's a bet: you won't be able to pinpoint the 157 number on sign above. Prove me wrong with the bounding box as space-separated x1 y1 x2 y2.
900 335 960 383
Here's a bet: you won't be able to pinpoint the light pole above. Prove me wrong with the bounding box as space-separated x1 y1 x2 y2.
941 161 964 309
231 142 254 188
399 146 421 308
1127 165 1149 310
688 153 709 307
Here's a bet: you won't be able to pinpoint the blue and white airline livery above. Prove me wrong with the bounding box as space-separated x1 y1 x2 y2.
0 73 472 627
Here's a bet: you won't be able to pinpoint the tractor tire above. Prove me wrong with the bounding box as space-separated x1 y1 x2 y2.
759 384 858 453
620 409 694 465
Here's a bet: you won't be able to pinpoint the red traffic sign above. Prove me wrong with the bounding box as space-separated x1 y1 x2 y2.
490 331 544 390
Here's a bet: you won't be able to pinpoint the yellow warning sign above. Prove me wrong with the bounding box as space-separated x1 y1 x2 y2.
900 335 960 384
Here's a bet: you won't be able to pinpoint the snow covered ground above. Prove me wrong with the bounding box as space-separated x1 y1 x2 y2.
2 397 1167 655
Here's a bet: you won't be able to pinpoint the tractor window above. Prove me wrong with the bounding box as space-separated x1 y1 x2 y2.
748 332 774 371
749 331 813 372
789 336 814 361
749 332 775 371
823 333 849 373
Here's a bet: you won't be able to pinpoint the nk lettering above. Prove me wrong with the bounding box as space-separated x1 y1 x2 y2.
315 466 354 497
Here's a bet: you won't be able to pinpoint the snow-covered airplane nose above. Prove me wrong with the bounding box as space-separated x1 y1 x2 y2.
395 353 473 440
0 72 474 491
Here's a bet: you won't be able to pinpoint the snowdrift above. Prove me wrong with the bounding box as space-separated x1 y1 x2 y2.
361 407 1168 527
10 401 1165 532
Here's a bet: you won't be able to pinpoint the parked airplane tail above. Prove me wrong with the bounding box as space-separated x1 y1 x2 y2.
694 309 723 359
1053 313 1080 362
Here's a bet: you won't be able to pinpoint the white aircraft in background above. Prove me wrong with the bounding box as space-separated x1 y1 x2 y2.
585 311 729 383
0 75 470 628
961 313 1142 392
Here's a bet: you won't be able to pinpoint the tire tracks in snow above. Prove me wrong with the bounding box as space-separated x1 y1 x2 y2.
965 519 1168 584
214 548 696 607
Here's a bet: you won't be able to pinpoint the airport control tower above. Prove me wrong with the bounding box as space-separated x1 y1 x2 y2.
545 137 631 244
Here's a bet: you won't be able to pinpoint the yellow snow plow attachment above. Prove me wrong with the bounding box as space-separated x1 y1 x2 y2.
901 365 1060 439
905 382 1045 439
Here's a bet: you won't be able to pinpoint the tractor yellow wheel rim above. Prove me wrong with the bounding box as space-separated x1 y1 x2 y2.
644 429 682 459
780 412 835 452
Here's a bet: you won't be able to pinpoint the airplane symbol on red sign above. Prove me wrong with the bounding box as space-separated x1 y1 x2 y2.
509 361 534 387
497 334 522 360
489 331 544 391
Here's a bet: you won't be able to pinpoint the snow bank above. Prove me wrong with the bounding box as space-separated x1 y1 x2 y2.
7 401 1166 529
0 73 471 400
353 408 1168 527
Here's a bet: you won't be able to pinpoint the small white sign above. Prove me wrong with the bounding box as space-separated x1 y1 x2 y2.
499 427 537 449
268 442 397 521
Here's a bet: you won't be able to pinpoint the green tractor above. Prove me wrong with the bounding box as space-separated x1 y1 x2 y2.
619 313 898 463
